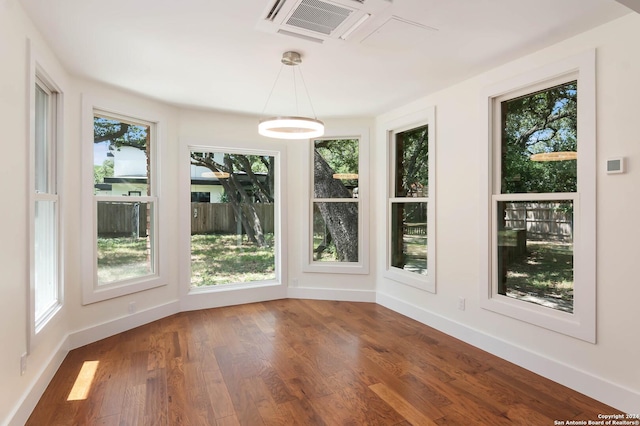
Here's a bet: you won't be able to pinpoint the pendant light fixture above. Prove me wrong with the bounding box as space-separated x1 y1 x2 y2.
258 51 325 140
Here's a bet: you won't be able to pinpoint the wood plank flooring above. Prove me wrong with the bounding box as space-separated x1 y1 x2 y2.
27 299 621 425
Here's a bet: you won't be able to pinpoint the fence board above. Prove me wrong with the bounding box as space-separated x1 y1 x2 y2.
191 203 274 235
504 202 573 241
97 201 147 237
98 202 274 237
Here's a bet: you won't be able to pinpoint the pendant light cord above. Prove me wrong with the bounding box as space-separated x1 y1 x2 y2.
260 63 285 119
298 63 319 120
260 60 318 120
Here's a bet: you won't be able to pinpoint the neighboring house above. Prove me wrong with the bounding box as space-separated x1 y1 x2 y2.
96 148 266 202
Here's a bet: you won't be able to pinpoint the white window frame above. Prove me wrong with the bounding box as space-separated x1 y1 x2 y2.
184 145 287 296
383 108 436 292
479 50 596 343
304 129 370 274
81 97 166 304
29 65 64 344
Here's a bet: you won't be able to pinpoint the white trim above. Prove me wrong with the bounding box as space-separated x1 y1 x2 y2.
376 292 640 414
381 107 437 293
67 300 180 350
303 126 370 274
27 39 65 352
5 337 68 426
181 284 287 312
81 96 169 304
288 287 377 302
479 50 596 342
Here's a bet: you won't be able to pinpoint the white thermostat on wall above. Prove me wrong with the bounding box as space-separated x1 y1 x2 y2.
606 157 625 174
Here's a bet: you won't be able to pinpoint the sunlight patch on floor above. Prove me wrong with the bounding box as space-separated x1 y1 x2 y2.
67 361 99 401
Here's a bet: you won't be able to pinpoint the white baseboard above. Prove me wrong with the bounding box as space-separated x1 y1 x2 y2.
7 338 68 426
287 287 377 302
67 300 180 350
180 283 287 312
376 291 640 414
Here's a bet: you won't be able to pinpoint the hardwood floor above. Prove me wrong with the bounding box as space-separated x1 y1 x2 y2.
27 299 620 425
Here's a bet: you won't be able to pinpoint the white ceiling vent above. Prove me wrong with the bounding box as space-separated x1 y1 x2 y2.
286 0 353 35
257 0 393 43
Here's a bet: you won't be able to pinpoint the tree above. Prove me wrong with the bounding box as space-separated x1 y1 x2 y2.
497 81 578 293
391 126 428 270
94 117 148 151
93 116 150 195
94 117 361 256
395 126 428 197
313 141 359 262
94 158 114 184
502 81 577 194
190 152 274 247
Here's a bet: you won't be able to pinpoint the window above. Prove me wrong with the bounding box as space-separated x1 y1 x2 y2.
312 139 359 262
304 132 369 274
83 104 164 304
93 112 156 285
31 75 62 333
385 109 436 292
481 51 596 342
189 149 279 288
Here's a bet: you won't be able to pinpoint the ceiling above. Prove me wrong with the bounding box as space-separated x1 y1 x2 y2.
19 0 632 118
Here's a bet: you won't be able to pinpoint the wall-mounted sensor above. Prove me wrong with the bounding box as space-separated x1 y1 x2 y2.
606 157 625 174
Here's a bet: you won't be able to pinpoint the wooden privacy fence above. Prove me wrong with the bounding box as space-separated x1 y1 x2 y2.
504 202 573 241
97 202 148 237
98 202 274 237
191 203 274 235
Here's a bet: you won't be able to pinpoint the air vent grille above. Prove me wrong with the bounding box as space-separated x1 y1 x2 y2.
285 0 353 35
266 0 287 21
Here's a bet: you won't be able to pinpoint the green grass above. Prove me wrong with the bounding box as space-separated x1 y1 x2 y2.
97 233 275 286
504 240 573 313
190 233 275 286
312 235 338 261
97 237 151 284
398 235 427 275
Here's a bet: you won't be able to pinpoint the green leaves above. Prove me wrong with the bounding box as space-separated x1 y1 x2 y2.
94 116 149 151
502 81 577 194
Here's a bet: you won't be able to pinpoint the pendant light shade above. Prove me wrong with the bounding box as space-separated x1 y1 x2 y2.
259 51 325 140
259 116 324 139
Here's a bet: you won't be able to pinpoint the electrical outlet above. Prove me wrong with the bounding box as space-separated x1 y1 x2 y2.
20 353 27 375
291 278 299 287
128 302 137 314
458 297 466 311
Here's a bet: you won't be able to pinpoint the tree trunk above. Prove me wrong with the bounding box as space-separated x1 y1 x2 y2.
313 149 358 262
233 155 273 203
224 155 266 247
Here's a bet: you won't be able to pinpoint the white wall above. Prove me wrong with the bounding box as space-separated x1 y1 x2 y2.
0 1 72 423
374 13 640 412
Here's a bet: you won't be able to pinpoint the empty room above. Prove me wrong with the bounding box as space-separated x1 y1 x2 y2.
1 0 639 424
